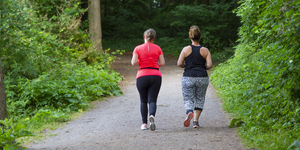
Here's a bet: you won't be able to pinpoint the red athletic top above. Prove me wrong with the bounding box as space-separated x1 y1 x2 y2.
133 43 163 79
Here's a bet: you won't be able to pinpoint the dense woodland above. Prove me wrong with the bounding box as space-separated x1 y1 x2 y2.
0 0 299 149
97 0 240 58
211 0 300 149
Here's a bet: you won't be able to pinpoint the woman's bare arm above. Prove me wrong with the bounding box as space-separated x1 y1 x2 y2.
158 55 165 67
131 54 139 66
205 49 212 70
177 47 187 68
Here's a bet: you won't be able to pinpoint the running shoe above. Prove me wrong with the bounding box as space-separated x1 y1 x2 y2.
193 121 199 128
141 124 147 130
149 115 156 131
184 112 193 127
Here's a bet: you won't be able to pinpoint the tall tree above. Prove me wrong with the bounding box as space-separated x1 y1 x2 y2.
89 0 102 51
202 0 209 5
0 0 9 122
0 60 8 121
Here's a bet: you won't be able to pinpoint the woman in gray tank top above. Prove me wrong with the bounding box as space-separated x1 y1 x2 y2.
177 25 212 128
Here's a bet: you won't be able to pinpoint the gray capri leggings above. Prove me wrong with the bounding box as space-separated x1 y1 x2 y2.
181 76 209 114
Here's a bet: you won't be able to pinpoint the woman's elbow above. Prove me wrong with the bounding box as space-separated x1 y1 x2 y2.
159 62 165 67
177 62 184 68
131 60 136 66
206 64 212 70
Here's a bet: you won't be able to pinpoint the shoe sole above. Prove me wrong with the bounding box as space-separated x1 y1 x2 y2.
184 113 193 127
193 125 199 128
149 116 156 131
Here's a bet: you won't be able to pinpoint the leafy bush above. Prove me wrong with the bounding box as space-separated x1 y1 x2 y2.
5 61 122 118
211 0 300 149
2 0 123 115
0 118 33 150
1 0 91 79
1 0 124 147
0 109 69 150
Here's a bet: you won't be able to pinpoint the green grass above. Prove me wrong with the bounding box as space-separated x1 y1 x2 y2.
18 98 104 146
238 127 300 150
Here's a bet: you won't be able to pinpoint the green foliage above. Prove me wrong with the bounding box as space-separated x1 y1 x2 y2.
101 0 240 56
170 2 240 53
102 39 141 54
29 0 91 58
229 118 243 128
211 47 235 63
28 0 64 18
1 0 91 79
101 0 152 39
1 0 124 147
211 0 300 149
155 37 188 56
288 139 300 150
0 118 33 150
6 62 122 118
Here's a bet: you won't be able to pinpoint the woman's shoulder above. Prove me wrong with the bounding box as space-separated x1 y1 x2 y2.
135 43 145 48
182 45 192 52
184 45 191 48
200 46 210 54
200 46 209 51
200 46 210 58
134 43 147 52
151 43 162 49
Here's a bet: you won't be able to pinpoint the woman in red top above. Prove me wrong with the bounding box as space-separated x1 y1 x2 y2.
131 29 165 131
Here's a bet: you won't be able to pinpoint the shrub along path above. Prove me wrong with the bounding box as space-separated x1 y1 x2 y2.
26 53 247 150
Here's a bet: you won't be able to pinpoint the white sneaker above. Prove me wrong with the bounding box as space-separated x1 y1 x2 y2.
141 124 147 130
149 115 156 131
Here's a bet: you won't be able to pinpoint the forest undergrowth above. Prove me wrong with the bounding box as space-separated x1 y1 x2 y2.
211 0 300 149
0 0 123 149
2 0 299 150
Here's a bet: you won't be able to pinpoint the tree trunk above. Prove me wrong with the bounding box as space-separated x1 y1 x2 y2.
160 0 166 7
0 0 9 122
202 0 209 6
0 59 9 121
88 0 102 51
104 0 108 17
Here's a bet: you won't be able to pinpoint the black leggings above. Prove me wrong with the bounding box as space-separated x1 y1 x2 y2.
136 75 162 124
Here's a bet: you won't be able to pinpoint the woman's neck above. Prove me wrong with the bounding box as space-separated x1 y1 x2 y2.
144 39 154 43
191 41 200 46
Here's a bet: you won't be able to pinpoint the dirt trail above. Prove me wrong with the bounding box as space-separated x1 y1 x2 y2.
26 54 245 150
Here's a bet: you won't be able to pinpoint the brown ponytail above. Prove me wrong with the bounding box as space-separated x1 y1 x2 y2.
144 29 156 42
189 25 201 41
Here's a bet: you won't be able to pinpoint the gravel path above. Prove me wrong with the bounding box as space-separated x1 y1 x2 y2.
26 54 245 150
